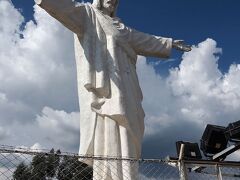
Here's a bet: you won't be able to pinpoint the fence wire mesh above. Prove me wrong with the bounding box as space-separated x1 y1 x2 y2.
1 145 240 179
0 145 179 180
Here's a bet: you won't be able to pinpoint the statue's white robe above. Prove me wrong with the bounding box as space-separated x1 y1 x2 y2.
37 0 172 179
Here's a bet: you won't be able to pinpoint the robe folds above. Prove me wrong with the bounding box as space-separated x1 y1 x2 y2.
37 0 172 162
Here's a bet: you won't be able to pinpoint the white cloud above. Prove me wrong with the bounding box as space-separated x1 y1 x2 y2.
30 143 44 152
137 39 240 157
167 38 240 125
0 1 23 49
36 107 79 149
0 1 78 151
0 1 77 113
0 1 240 159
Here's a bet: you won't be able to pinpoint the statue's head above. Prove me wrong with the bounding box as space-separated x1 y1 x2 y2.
92 0 119 17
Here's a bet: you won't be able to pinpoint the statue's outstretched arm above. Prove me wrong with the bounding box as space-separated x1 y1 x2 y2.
129 28 172 59
35 0 86 35
128 26 192 59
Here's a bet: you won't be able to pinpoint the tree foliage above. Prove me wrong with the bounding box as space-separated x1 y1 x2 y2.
57 156 92 180
31 152 47 179
13 162 31 180
13 149 93 180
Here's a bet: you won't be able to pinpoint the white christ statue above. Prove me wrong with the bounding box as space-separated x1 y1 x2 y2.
35 0 191 179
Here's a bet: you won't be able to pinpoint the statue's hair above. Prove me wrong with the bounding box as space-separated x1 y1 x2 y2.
92 0 119 17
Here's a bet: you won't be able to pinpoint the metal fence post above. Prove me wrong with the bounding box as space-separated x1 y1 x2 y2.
178 144 188 180
216 164 223 180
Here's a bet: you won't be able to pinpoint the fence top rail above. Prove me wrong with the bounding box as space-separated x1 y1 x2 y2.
183 159 240 167
165 156 240 167
0 145 176 163
1 144 240 167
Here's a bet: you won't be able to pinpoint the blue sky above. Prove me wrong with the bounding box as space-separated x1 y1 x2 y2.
0 0 240 159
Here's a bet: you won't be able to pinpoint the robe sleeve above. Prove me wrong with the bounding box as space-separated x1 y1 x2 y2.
35 0 86 35
129 28 172 59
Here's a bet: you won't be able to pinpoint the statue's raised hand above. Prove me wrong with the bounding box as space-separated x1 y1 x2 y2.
173 40 192 52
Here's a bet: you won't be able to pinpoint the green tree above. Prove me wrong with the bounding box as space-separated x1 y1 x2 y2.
13 149 92 179
57 156 73 180
45 148 61 178
57 156 92 180
31 153 47 180
13 162 31 180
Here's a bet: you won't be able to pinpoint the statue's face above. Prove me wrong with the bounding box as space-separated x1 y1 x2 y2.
102 0 116 14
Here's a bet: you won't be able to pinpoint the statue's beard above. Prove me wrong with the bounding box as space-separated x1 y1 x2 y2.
103 3 115 14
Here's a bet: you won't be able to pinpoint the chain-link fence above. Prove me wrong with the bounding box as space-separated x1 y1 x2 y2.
0 145 179 180
0 145 240 179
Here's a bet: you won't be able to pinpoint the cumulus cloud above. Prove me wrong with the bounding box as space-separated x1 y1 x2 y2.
138 39 240 157
36 107 79 150
0 0 77 114
168 38 240 125
0 0 78 151
0 1 240 159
